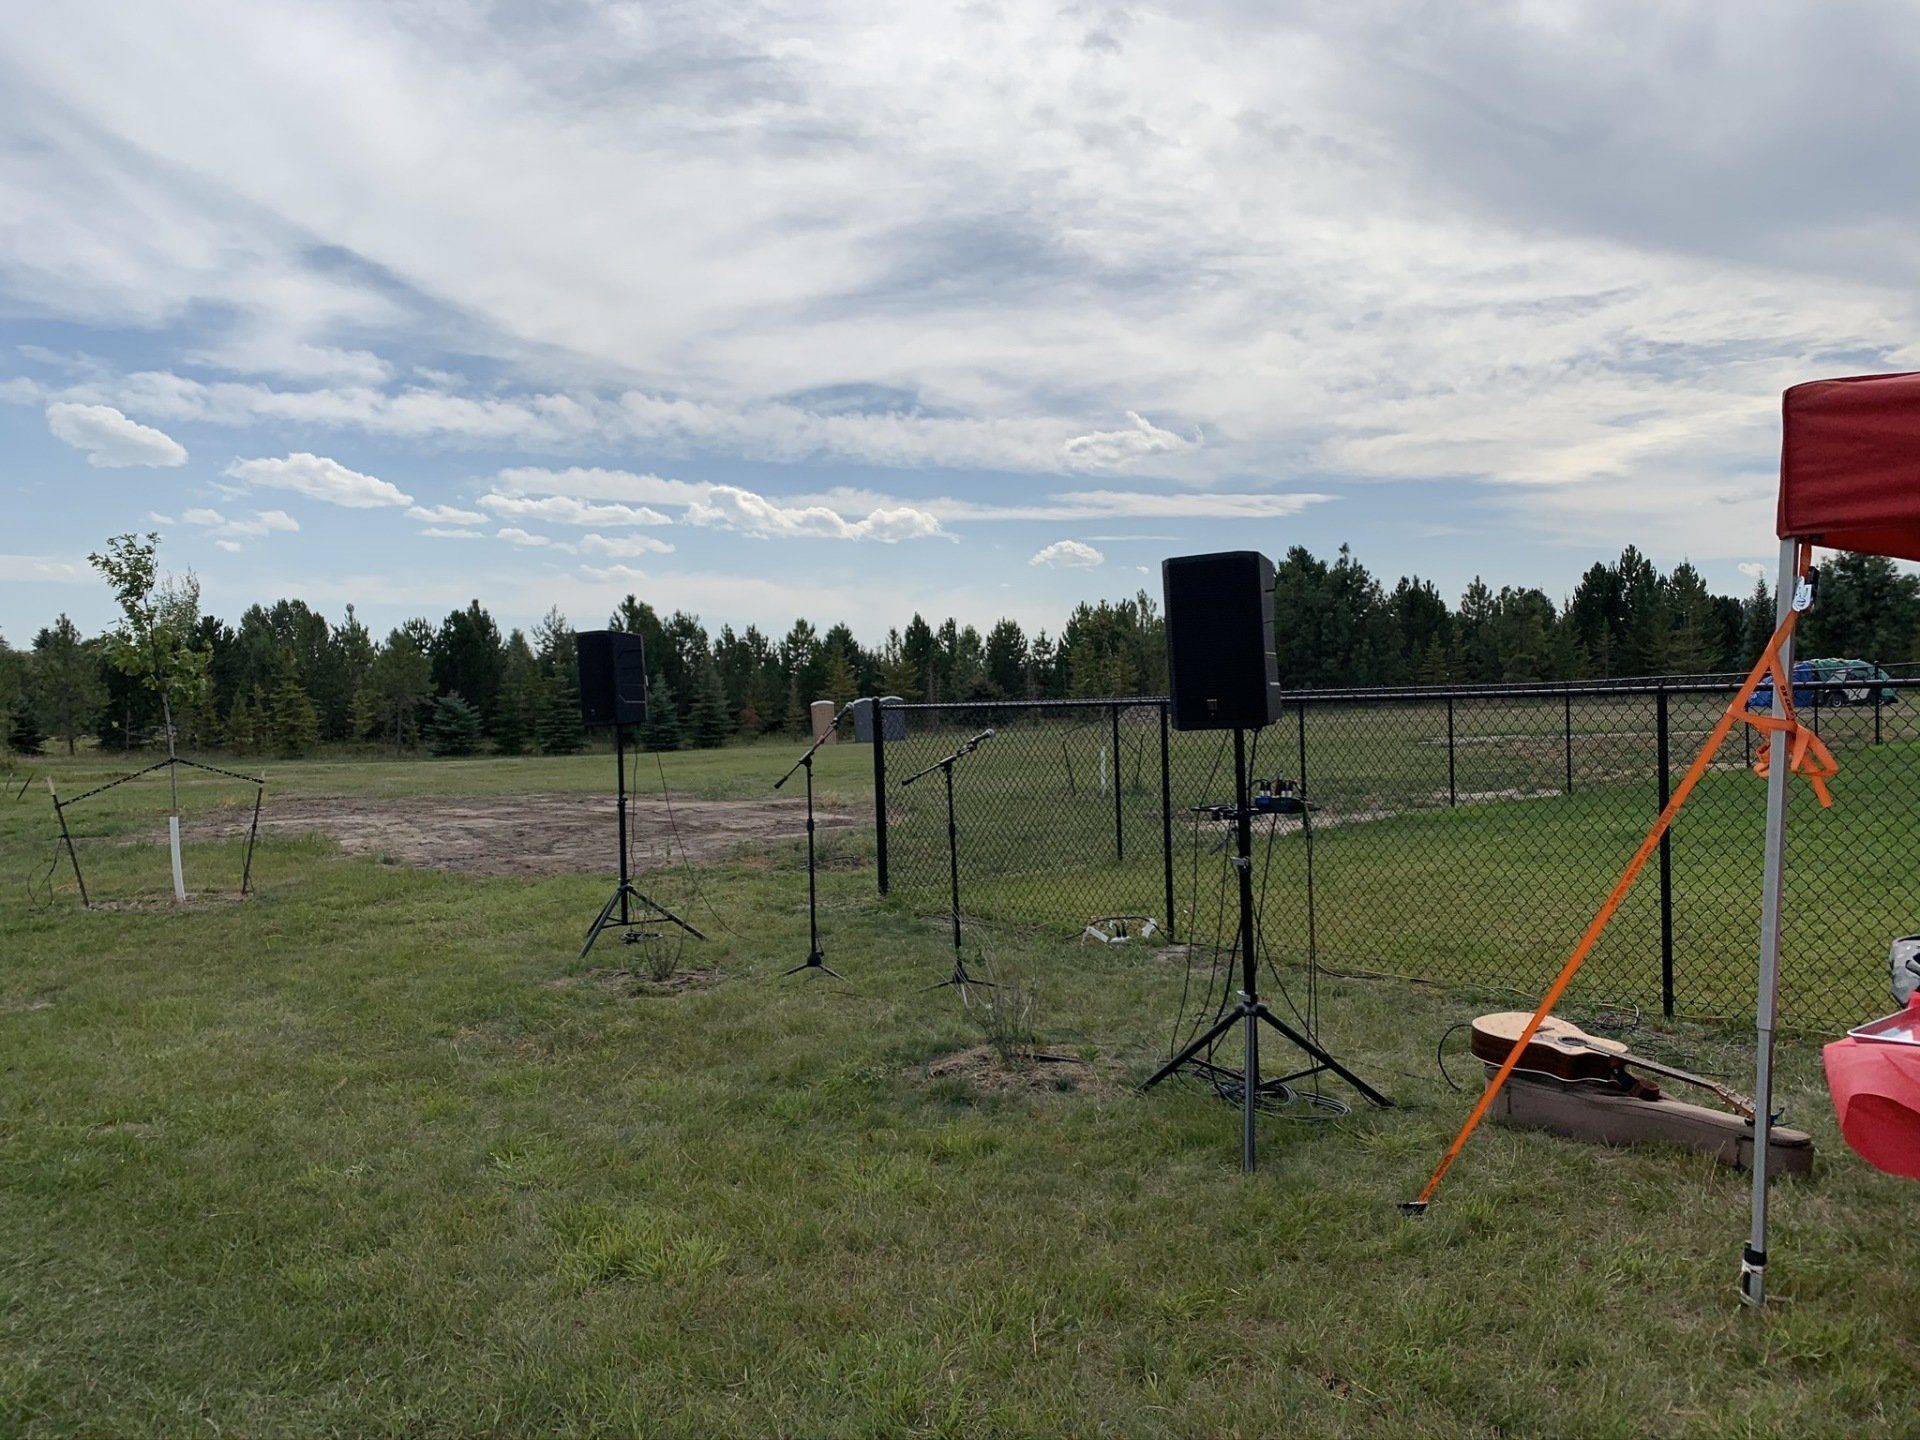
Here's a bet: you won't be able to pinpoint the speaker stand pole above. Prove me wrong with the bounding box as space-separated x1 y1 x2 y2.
581 722 706 959
774 711 846 979
1138 726 1389 1171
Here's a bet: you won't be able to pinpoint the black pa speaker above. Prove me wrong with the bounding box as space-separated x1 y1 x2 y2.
1162 551 1282 731
576 630 648 728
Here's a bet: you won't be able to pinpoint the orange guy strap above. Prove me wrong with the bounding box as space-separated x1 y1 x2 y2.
1403 547 1826 1213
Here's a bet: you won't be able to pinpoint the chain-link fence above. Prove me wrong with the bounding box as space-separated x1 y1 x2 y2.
869 678 1920 1031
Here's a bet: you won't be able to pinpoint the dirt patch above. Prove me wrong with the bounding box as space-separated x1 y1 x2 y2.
86 893 252 912
543 965 720 998
926 1043 1123 1097
193 791 862 879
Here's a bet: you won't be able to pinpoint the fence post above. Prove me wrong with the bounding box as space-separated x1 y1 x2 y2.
1159 701 1174 938
1875 684 1884 746
1446 696 1457 807
1656 686 1675 1017
872 698 889 896
1563 689 1574 794
1111 702 1125 862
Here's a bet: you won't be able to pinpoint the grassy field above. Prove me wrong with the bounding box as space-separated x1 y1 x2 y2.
5 745 1920 1435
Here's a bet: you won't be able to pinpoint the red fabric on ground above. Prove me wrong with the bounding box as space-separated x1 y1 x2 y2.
1825 1007 1920 1181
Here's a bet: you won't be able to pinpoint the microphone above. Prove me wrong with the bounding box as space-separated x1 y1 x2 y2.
966 727 996 749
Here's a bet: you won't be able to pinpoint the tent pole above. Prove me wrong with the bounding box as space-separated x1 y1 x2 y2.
1740 535 1802 1309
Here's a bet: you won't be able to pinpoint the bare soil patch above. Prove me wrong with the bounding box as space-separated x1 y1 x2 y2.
543 965 720 997
926 1043 1122 1098
195 791 861 879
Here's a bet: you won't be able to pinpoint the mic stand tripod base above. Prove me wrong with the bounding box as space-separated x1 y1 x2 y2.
783 949 844 980
923 957 994 992
580 882 707 960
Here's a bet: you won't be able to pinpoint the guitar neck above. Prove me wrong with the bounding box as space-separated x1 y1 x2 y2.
1618 1050 1754 1118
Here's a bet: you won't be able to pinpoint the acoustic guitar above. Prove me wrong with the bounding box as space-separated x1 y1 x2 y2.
1469 1011 1756 1120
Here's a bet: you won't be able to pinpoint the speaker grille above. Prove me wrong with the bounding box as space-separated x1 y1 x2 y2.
577 630 648 727
1162 551 1281 731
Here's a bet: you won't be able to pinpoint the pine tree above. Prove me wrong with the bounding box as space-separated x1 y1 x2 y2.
689 662 732 749
492 634 540 756
642 674 681 751
267 658 319 758
534 672 585 755
347 686 379 744
225 688 258 754
783 675 807 735
736 697 762 735
822 650 859 710
426 692 485 757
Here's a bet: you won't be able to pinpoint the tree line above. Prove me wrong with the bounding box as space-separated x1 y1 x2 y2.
4 539 1917 760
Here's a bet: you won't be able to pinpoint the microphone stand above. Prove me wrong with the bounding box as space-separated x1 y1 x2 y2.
774 703 852 979
898 728 996 991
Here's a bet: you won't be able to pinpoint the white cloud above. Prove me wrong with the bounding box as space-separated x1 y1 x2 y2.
578 562 650 584
180 506 300 548
1029 540 1104 569
406 503 488 525
421 526 485 540
495 527 553 547
576 532 675 557
479 493 670 527
684 484 946 541
0 553 91 583
1062 413 1191 469
1738 562 1771 580
44 402 185 467
226 452 411 508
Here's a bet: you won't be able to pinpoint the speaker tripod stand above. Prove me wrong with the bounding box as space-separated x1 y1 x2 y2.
580 722 706 959
773 704 850 979
1139 725 1389 1171
898 728 996 991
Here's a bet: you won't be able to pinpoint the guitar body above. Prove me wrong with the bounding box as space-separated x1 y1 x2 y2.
1469 1012 1631 1084
1469 1011 1756 1117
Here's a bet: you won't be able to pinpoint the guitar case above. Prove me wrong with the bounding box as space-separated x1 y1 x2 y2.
1483 1066 1815 1177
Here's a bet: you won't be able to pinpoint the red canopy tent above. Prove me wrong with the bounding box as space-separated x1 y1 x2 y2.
1746 371 1920 1304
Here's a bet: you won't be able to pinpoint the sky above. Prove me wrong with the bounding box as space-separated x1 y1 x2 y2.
3 1 1917 646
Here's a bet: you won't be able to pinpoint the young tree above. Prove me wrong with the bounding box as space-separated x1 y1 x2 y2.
266 651 320 758
31 614 105 755
642 674 682 751
225 687 260 755
688 661 732 749
89 533 212 899
532 608 584 756
431 600 506 728
371 622 435 752
492 630 540 756
426 693 485 757
0 632 27 754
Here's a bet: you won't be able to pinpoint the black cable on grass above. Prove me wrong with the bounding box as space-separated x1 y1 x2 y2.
1436 1021 1472 1092
649 750 740 938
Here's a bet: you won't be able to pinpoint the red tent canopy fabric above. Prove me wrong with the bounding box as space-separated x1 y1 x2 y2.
1780 372 1920 562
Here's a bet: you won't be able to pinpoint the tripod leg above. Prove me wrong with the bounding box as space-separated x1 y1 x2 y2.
1244 1002 1259 1172
580 887 623 960
1137 1003 1246 1091
1255 1004 1392 1108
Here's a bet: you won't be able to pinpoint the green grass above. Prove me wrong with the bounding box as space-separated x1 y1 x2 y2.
5 750 1920 1434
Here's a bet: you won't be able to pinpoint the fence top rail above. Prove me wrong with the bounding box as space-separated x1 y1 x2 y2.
877 695 1167 713
868 674 1920 715
1289 675 1920 704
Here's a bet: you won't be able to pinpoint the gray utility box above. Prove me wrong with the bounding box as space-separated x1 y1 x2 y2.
850 696 907 743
